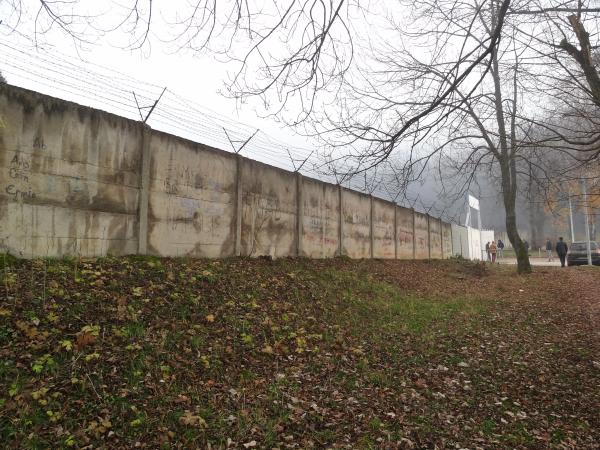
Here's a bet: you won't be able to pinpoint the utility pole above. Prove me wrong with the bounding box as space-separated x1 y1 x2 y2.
582 178 593 266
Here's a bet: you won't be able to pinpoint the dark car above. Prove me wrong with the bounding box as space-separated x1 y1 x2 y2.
567 241 600 266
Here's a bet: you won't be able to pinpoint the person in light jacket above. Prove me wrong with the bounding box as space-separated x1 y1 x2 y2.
489 241 498 263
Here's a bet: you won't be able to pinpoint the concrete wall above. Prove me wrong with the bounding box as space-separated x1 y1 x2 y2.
148 131 237 257
372 198 395 259
300 176 339 258
396 206 415 259
0 85 140 257
1 85 457 261
442 222 453 258
341 188 371 259
414 212 430 259
452 224 468 257
429 217 443 259
241 159 297 258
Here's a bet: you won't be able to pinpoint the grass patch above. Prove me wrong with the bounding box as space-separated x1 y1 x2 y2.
1 256 598 448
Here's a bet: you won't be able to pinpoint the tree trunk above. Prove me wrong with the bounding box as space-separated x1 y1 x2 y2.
501 161 532 273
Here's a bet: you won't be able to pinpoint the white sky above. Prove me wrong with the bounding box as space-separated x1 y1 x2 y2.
2 38 310 145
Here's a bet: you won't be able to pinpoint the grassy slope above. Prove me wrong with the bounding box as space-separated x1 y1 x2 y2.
1 256 599 449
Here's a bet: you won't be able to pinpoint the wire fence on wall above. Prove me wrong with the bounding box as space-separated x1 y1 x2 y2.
0 39 458 222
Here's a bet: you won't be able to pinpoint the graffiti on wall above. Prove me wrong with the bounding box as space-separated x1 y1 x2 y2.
5 152 36 201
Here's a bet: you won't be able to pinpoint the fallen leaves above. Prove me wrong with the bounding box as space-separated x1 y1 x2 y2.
1 256 599 449
179 411 207 429
75 324 99 350
15 319 48 341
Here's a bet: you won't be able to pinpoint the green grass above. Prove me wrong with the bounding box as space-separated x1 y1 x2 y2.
1 255 598 448
315 268 485 337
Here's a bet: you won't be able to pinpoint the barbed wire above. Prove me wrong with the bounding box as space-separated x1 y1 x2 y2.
0 39 455 221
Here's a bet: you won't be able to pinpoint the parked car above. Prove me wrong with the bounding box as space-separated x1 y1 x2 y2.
567 241 600 266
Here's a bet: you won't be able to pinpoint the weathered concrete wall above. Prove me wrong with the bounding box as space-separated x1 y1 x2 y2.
241 159 297 258
442 222 453 258
147 132 237 257
300 176 339 258
372 198 395 259
396 206 414 259
452 223 469 257
1 85 456 261
0 85 140 257
429 217 443 259
414 212 430 259
341 189 371 258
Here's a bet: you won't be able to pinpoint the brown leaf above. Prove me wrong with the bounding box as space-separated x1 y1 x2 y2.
76 332 96 351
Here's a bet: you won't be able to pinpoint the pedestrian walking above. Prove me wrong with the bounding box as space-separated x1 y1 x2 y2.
524 240 530 254
485 242 491 261
556 237 568 267
497 239 505 259
490 240 498 263
545 238 554 261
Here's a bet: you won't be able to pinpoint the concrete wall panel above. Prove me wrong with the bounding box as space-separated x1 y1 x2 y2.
300 177 339 258
241 159 296 257
414 212 429 259
452 224 468 257
0 85 141 258
442 222 453 258
147 132 236 257
396 207 414 259
372 199 395 259
429 218 443 259
342 189 371 258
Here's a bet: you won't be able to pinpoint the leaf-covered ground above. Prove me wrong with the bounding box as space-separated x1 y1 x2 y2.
1 256 599 449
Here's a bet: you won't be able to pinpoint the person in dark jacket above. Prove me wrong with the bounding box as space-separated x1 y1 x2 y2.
556 237 568 267
497 239 505 259
524 240 530 254
545 238 554 262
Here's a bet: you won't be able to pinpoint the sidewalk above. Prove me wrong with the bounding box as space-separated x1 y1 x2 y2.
498 257 562 267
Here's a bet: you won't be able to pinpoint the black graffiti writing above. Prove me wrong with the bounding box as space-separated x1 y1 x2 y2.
10 153 30 170
8 153 32 183
9 167 29 182
33 136 47 150
5 184 36 200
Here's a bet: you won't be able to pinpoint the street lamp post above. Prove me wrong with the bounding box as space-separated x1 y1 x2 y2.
582 178 593 266
568 192 575 243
